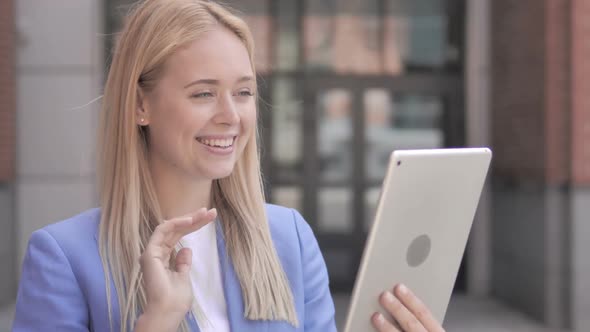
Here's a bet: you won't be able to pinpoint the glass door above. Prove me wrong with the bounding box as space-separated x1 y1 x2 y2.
105 0 467 292
263 0 467 291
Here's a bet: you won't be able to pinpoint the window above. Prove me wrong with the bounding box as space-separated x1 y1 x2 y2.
104 0 466 291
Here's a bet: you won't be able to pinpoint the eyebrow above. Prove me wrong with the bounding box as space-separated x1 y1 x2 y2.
183 76 254 89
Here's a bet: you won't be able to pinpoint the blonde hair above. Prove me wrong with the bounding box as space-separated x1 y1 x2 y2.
97 1 297 331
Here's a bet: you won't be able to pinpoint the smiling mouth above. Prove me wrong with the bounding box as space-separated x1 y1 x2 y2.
195 136 236 149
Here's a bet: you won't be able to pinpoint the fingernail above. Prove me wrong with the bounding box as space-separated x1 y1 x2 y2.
398 284 407 295
375 313 385 324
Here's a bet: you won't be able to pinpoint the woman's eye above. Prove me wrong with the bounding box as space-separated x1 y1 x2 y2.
192 92 214 98
237 90 254 97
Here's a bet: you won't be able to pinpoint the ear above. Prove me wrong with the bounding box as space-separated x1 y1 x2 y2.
136 87 150 126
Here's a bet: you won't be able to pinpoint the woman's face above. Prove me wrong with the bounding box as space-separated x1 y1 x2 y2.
140 27 257 181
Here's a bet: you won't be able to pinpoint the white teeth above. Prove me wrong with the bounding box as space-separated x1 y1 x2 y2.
198 137 234 148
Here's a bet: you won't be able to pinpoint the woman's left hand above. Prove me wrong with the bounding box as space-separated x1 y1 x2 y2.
371 284 446 332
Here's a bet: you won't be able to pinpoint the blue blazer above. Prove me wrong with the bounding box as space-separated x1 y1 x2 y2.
13 204 337 331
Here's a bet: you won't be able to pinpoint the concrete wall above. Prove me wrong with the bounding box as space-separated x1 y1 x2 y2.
15 0 103 266
0 185 16 306
495 186 590 330
572 188 590 330
491 184 547 320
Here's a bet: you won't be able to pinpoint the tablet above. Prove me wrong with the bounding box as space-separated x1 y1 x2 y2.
343 147 492 332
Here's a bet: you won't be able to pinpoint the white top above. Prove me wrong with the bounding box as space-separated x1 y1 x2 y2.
181 221 230 332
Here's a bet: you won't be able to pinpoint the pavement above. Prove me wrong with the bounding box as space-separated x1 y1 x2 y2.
0 293 567 331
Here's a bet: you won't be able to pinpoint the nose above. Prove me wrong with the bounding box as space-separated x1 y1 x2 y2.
214 93 240 125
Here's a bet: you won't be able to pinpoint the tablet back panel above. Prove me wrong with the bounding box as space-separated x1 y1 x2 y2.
343 148 491 331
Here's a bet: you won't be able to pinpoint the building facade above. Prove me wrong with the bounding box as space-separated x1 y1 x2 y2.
0 0 588 330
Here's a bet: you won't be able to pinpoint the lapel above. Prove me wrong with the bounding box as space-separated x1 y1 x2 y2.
93 220 273 332
215 222 270 332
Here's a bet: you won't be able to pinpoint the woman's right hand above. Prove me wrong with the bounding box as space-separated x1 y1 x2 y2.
135 208 217 332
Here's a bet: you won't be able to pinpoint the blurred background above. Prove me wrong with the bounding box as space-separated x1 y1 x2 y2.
0 0 589 331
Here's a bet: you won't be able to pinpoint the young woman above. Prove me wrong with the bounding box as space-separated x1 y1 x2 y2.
12 1 445 331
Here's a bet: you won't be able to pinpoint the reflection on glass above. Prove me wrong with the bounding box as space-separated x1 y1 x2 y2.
276 0 299 70
365 187 381 231
304 0 380 73
384 0 448 69
225 0 272 72
105 0 137 59
303 0 451 73
303 1 333 71
364 89 443 181
108 0 136 27
318 89 353 181
272 186 302 211
319 188 352 232
323 250 352 279
243 16 273 73
272 79 302 177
